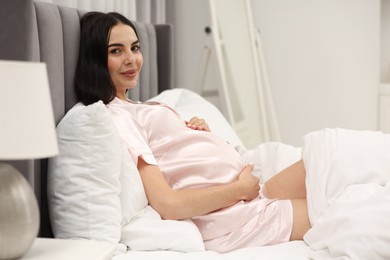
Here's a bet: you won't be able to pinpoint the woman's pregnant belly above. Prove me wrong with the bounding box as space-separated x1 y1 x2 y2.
152 130 245 190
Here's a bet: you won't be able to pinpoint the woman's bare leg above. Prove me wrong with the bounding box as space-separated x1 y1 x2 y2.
264 160 311 239
289 199 311 240
264 159 306 200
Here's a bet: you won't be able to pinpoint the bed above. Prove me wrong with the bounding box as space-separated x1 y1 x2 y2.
1 1 390 259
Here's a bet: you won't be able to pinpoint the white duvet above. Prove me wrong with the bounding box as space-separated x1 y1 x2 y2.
302 128 390 259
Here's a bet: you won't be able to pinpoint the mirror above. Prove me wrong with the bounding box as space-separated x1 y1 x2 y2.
199 0 280 148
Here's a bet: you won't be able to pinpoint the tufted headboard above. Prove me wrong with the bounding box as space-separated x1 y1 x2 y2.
0 0 173 237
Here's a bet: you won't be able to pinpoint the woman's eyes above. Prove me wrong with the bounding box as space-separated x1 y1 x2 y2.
109 45 140 54
110 48 121 54
131 45 141 52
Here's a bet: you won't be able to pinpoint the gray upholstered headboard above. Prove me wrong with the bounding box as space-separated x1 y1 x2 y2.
0 0 173 237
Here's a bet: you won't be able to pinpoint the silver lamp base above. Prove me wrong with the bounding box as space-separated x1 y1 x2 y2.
0 163 39 260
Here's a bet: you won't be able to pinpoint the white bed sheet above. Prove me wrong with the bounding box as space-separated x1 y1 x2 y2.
113 241 311 260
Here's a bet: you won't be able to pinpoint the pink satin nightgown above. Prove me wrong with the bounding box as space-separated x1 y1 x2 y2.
107 98 293 252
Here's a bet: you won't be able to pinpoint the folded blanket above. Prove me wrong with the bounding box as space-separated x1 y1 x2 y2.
302 128 390 259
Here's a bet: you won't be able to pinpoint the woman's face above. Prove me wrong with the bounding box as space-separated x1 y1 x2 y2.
107 23 143 100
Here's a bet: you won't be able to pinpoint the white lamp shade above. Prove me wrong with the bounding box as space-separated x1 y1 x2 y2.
0 60 58 159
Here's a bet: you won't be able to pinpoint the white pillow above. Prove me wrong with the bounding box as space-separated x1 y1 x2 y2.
48 101 122 243
121 206 205 252
119 142 148 225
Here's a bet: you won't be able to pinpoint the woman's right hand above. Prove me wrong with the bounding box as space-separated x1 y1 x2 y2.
237 164 260 201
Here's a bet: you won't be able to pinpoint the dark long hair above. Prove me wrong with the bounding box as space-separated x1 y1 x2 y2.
74 12 138 105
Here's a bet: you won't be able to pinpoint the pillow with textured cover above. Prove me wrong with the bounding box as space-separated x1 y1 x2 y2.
48 101 123 244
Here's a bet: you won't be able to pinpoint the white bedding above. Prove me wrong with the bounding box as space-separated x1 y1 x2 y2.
114 241 310 260
303 128 390 259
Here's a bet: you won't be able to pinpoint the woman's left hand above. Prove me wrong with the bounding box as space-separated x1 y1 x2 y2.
185 116 210 132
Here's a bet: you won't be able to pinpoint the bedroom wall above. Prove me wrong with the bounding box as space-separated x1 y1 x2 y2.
166 0 380 147
380 0 390 134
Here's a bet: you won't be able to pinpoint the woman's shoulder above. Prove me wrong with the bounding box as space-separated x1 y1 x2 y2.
107 97 179 116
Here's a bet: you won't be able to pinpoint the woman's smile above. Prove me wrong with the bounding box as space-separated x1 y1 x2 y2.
121 69 137 79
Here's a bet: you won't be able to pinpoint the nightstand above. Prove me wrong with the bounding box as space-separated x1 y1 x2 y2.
20 238 116 260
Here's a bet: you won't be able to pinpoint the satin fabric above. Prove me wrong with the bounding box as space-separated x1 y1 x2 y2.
204 199 293 253
107 98 293 244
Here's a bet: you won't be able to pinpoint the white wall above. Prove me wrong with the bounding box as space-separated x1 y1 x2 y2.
167 0 380 146
252 0 379 146
381 0 390 83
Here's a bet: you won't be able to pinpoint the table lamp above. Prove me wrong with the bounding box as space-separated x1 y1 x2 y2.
0 60 58 259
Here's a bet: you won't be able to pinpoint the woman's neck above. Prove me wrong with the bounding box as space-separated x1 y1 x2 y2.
116 93 127 101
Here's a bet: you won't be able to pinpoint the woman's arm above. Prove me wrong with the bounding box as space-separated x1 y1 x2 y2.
137 157 259 220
